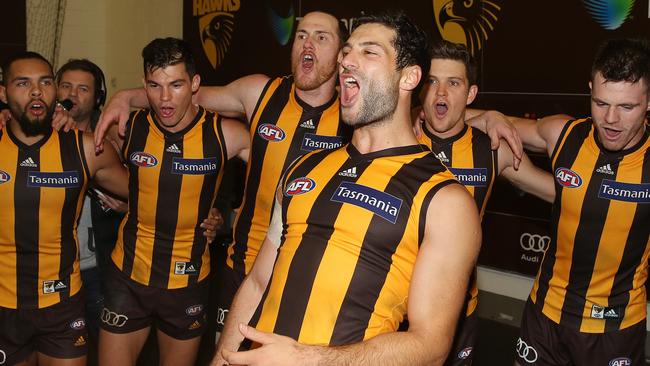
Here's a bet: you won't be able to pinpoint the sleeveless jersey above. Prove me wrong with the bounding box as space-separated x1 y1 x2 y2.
251 144 457 345
418 124 497 317
226 76 350 275
0 127 89 309
113 107 227 289
530 118 650 333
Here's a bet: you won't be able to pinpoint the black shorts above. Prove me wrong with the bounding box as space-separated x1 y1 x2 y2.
445 311 478 366
100 263 209 340
215 264 244 332
0 293 87 364
517 298 646 365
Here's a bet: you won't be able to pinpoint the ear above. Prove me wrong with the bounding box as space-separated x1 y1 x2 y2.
142 77 147 89
466 84 478 105
0 85 6 104
588 81 593 92
191 74 201 93
400 65 422 92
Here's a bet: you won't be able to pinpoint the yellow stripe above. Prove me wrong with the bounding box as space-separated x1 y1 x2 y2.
131 115 165 285
256 150 346 336
540 140 598 323
226 79 282 270
0 135 18 308
298 156 409 344
38 134 66 308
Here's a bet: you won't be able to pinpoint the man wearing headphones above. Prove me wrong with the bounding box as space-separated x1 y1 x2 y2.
56 59 126 342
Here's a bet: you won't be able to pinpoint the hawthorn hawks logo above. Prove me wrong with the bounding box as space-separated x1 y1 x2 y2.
193 0 241 69
432 0 502 56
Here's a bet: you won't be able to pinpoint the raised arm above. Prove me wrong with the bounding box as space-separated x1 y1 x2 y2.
498 142 555 203
467 110 572 155
221 183 482 366
221 117 250 162
83 132 128 199
94 74 269 151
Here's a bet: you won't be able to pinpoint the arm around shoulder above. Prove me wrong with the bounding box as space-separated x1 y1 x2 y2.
83 132 128 199
196 74 270 120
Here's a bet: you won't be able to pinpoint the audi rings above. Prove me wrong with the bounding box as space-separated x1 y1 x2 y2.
217 308 229 325
520 233 550 253
516 337 538 364
101 308 129 327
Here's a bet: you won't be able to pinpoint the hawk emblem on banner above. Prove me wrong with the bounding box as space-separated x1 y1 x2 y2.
199 12 235 69
433 0 501 56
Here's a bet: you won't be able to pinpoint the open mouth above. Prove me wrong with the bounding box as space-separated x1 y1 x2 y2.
301 53 315 72
28 100 46 116
340 74 359 107
160 106 175 118
434 101 448 117
602 127 622 140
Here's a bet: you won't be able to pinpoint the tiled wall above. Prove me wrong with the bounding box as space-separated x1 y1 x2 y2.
58 0 182 98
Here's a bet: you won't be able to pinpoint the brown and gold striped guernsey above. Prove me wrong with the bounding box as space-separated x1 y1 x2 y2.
531 118 650 332
0 127 89 309
226 76 350 276
113 107 227 289
250 144 457 345
418 124 497 317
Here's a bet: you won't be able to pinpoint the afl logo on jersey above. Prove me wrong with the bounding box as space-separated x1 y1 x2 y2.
555 167 582 188
0 170 10 184
257 123 286 142
285 177 316 196
130 152 158 167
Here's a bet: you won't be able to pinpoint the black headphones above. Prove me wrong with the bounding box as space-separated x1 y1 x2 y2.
55 59 107 109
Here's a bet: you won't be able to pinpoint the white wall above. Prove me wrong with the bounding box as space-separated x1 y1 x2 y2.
58 0 182 98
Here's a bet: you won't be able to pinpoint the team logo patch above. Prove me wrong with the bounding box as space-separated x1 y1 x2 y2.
457 347 473 360
27 171 80 188
130 152 158 167
186 304 204 316
0 170 10 184
555 167 582 188
257 123 286 142
609 357 632 366
599 179 650 203
70 318 86 330
301 133 345 152
591 304 621 319
174 261 199 275
43 279 68 294
449 167 488 187
172 157 219 175
331 181 403 224
284 177 316 196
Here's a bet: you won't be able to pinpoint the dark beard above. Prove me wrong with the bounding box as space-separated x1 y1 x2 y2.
17 108 54 136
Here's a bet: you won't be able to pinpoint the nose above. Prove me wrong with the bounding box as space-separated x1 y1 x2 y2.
161 86 171 101
339 50 358 71
436 83 447 96
69 86 78 97
30 83 43 98
604 106 619 124
303 35 315 50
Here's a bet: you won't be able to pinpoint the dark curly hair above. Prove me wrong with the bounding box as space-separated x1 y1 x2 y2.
591 38 650 91
353 11 429 78
142 37 196 78
430 40 477 86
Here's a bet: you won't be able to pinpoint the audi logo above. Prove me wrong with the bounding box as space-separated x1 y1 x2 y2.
0 349 5 365
217 308 229 325
516 337 538 363
520 233 550 253
101 308 129 327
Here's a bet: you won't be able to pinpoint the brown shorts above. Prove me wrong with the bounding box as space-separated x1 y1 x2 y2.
100 263 209 340
445 311 478 366
0 293 87 364
517 298 645 365
215 264 244 332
